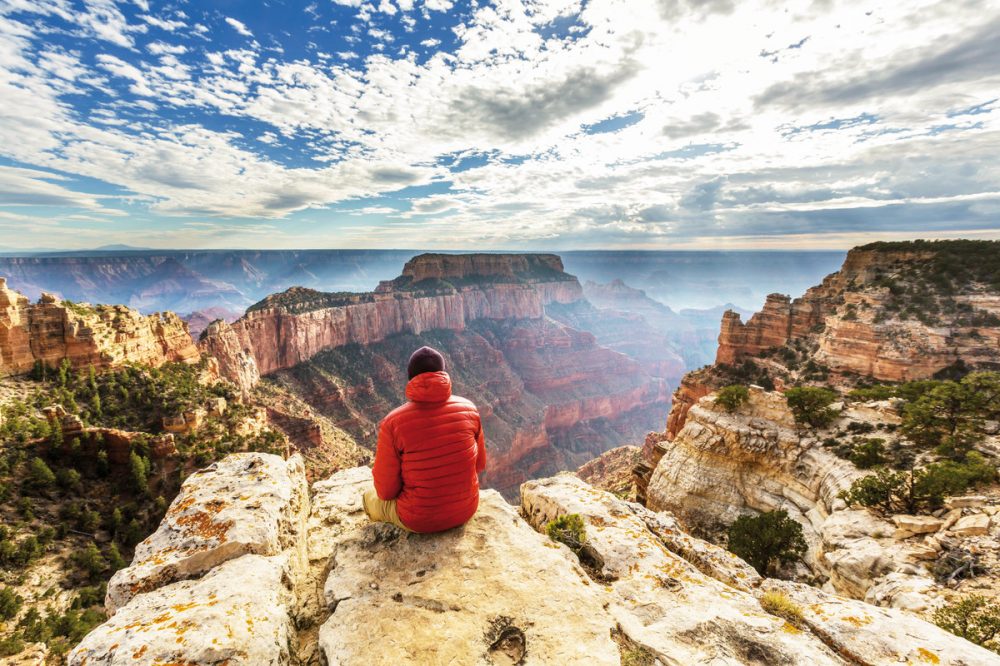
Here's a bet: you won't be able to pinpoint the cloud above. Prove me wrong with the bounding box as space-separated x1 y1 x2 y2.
224 17 253 38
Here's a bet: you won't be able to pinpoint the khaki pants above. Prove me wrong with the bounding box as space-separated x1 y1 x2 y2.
362 487 412 531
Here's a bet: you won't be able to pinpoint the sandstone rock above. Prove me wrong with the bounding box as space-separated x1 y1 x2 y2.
199 253 584 390
522 475 844 664
951 513 990 536
70 555 295 666
947 495 987 509
106 453 308 612
942 508 963 531
761 578 999 665
0 280 198 377
317 471 620 666
892 514 944 536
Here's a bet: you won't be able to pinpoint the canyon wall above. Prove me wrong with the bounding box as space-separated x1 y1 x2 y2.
70 452 997 666
201 254 583 394
0 278 199 377
714 245 1000 381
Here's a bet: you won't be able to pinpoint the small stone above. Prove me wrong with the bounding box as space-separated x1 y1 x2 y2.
951 514 990 536
891 515 943 535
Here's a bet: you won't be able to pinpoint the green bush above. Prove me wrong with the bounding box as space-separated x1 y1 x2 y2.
839 454 996 514
545 514 587 553
27 457 56 488
0 586 23 620
716 385 750 413
727 510 806 576
785 387 839 428
848 438 886 469
933 595 1000 653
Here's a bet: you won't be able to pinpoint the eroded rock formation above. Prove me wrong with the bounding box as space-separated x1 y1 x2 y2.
0 278 199 377
715 244 1000 381
71 453 998 666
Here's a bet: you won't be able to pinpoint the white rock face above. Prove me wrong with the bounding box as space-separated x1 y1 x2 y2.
71 456 1000 666
106 453 309 613
69 555 296 666
316 471 620 665
760 578 999 665
522 474 845 664
646 389 954 609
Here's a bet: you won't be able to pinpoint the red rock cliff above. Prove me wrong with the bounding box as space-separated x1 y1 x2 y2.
201 254 585 394
0 278 199 377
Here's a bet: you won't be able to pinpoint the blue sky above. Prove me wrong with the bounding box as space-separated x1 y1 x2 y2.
0 0 998 250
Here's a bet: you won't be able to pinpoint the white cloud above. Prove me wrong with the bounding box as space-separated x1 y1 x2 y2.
224 17 253 38
423 0 453 11
0 0 998 249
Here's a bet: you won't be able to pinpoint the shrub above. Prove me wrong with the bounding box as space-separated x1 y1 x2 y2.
727 510 807 577
0 586 23 620
759 590 804 626
933 595 1000 653
27 457 56 488
545 514 587 553
848 438 886 469
849 385 896 401
785 387 839 428
838 454 996 514
716 385 750 413
73 542 107 578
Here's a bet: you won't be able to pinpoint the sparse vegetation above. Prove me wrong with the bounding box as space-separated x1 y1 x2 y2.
727 510 807 577
716 385 750 412
785 386 839 428
545 513 587 553
932 595 1000 653
759 590 804 626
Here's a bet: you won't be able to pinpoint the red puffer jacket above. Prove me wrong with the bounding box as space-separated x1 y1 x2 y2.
372 371 487 533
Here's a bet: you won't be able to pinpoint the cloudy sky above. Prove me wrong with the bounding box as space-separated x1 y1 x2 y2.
0 0 998 250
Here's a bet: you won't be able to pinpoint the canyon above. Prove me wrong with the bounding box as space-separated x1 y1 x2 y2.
200 253 670 497
636 240 1000 625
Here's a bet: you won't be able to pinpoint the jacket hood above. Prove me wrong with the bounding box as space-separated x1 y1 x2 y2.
405 370 453 403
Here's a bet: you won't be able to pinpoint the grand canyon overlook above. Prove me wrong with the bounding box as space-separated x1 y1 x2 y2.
1 240 1000 664
3 0 1000 662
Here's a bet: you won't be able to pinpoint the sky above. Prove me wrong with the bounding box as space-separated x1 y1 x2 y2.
0 0 998 250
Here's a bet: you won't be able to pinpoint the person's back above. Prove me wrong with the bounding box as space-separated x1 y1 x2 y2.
364 346 487 533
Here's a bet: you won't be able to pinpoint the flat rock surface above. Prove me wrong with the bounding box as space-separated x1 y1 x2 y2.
316 470 619 666
106 453 308 612
69 554 295 666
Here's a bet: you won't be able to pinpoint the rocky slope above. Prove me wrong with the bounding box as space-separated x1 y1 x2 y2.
0 278 199 377
70 452 999 666
646 387 1000 614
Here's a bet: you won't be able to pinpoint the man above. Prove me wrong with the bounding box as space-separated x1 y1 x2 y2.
364 346 487 533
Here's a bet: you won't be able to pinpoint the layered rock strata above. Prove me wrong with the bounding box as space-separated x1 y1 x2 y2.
715 244 1000 381
72 454 998 666
0 278 199 377
199 254 583 395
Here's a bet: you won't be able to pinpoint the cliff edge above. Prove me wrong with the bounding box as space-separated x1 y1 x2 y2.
70 452 998 665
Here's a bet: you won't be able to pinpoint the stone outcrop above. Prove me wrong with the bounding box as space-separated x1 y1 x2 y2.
199 254 584 395
0 278 199 377
645 386 1000 615
71 454 998 665
714 244 1000 381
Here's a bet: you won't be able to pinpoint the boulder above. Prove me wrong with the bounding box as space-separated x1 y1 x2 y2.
951 513 990 536
69 555 295 666
891 514 943 537
317 471 620 665
106 453 308 612
946 495 987 509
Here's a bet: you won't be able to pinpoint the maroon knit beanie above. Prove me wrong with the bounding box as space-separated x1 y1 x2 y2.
407 346 445 379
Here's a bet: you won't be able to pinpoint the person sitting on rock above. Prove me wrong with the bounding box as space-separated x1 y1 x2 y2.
364 346 487 533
